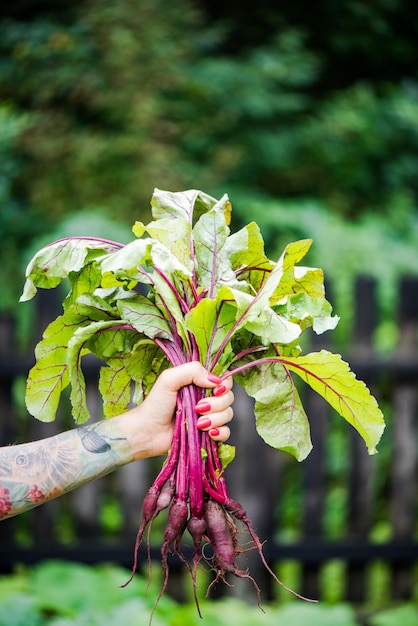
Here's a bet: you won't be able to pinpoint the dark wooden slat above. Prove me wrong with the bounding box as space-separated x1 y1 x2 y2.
300 390 328 600
397 276 418 352
346 430 373 602
352 276 377 352
346 277 376 602
2 539 418 571
389 276 418 599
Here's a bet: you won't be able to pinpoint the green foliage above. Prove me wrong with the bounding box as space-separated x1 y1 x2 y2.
166 29 320 189
0 0 415 407
266 82 418 216
0 560 416 626
200 0 418 83
230 192 418 348
0 104 35 310
0 0 205 220
0 560 176 626
21 188 384 461
3 0 418 223
1 0 418 327
368 603 418 626
170 598 358 626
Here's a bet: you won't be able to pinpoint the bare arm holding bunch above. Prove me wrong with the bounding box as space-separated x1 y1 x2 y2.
0 362 233 520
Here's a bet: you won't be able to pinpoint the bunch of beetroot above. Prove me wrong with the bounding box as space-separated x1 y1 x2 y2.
21 189 385 617
123 376 294 615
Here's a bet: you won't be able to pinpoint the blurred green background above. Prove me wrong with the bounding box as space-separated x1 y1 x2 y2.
1 0 418 623
1 560 418 626
1 0 418 344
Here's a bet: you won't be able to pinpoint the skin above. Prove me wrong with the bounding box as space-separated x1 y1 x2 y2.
0 362 234 520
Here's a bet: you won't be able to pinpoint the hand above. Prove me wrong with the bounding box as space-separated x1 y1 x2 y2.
134 362 234 457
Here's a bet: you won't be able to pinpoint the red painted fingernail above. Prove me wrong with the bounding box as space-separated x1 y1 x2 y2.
195 401 211 413
208 372 222 384
197 417 212 430
209 428 220 437
214 384 227 397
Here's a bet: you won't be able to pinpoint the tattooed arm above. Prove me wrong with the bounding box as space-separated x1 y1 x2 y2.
0 362 233 519
0 421 133 519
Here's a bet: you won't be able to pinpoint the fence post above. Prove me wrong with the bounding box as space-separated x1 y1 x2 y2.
300 323 330 600
390 276 418 598
346 276 377 602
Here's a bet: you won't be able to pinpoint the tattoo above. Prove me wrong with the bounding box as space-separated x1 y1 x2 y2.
0 485 12 518
0 421 128 519
77 424 125 454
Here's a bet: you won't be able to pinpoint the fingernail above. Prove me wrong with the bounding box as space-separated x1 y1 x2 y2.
214 384 227 397
208 372 222 384
209 428 220 437
197 417 212 430
195 401 211 413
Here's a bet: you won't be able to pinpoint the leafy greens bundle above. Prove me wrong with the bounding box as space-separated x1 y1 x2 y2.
21 188 385 614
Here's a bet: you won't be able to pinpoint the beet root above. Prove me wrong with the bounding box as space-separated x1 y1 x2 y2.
123 384 312 622
203 498 262 603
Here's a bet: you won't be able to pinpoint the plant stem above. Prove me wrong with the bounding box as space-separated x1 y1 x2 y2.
183 386 204 518
45 236 124 249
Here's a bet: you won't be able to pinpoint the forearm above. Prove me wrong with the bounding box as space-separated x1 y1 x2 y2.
0 418 137 520
0 363 233 520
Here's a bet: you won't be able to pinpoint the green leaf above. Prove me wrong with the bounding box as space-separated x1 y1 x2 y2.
99 360 132 418
72 293 116 319
98 238 191 340
20 239 118 301
207 241 312 348
224 221 274 292
280 265 339 334
64 263 104 309
281 350 385 454
235 359 312 461
193 207 236 296
294 266 327 298
25 310 97 421
67 321 136 423
244 304 303 345
117 295 173 340
25 348 70 422
139 218 193 269
99 238 191 282
87 325 138 360
268 239 313 304
217 285 301 346
217 443 236 470
33 311 92 360
124 340 167 404
132 220 146 238
281 292 339 334
150 188 218 223
185 297 237 365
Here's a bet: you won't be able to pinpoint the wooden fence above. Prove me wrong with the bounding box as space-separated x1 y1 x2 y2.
1 276 418 606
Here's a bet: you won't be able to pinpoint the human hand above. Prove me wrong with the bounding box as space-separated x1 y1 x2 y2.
134 362 234 457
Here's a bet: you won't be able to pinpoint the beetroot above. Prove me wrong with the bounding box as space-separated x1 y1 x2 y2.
21 188 385 619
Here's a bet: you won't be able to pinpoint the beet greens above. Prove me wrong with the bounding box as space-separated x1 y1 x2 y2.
21 188 385 614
